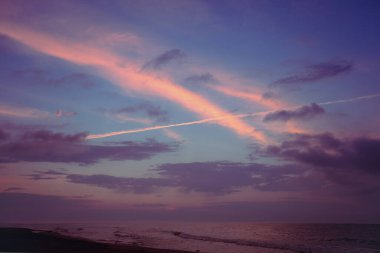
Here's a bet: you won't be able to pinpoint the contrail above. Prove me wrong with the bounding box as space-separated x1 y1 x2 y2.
318 93 380 105
86 93 380 140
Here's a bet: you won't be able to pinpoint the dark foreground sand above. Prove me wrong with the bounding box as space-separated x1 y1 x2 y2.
0 227 194 253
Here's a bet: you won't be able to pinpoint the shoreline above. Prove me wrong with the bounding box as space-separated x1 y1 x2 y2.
0 227 195 253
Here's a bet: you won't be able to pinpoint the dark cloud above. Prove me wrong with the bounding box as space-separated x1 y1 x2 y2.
261 91 275 99
263 133 380 175
142 49 186 70
55 109 78 118
0 34 30 55
246 133 380 197
25 173 60 180
190 200 380 223
3 187 24 192
0 192 176 222
0 128 9 142
1 192 379 223
116 103 169 122
263 103 325 122
0 192 95 222
157 162 255 194
49 73 95 88
183 73 218 85
22 130 86 142
12 69 96 88
0 122 67 133
25 169 68 181
66 174 172 194
156 162 311 194
34 162 314 195
272 60 353 86
0 128 178 164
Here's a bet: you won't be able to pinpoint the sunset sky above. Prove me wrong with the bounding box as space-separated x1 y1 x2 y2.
1 0 380 223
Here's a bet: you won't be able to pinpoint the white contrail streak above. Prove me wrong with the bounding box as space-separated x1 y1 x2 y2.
86 93 380 140
318 93 380 105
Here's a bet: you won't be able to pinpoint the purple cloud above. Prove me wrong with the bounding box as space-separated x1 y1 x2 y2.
22 130 86 142
183 73 218 85
55 109 78 118
67 174 172 194
155 162 319 193
264 133 380 174
30 162 317 195
48 73 95 88
0 128 179 164
0 192 95 222
0 34 26 54
13 69 96 88
261 91 275 99
1 192 379 223
0 122 67 133
3 187 24 192
272 60 353 86
190 200 380 223
157 162 255 194
263 103 325 122
116 103 169 122
142 49 186 70
257 133 380 193
24 169 68 180
0 128 9 142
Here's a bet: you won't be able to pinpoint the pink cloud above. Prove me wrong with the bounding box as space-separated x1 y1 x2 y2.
0 104 50 119
0 23 267 143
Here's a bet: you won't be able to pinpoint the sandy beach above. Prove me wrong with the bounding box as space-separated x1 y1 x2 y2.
0 227 194 253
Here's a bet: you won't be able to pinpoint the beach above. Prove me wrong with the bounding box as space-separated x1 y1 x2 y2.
0 227 193 253
2 223 380 253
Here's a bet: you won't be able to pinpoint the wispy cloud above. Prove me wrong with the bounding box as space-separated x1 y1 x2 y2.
109 114 154 124
210 85 288 110
67 174 172 194
183 73 218 85
86 93 380 140
29 161 312 195
0 128 9 141
86 115 253 140
0 104 50 119
3 187 24 192
1 192 378 222
55 109 77 118
263 103 325 122
155 162 312 194
116 103 169 123
0 192 95 222
142 49 186 70
14 69 96 88
272 60 353 86
100 107 184 141
0 128 179 164
24 169 67 181
163 129 184 142
0 23 265 142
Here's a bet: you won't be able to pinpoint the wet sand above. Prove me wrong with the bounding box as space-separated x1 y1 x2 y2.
0 227 194 253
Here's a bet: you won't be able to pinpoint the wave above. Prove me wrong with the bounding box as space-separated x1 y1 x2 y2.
168 231 380 253
169 231 304 253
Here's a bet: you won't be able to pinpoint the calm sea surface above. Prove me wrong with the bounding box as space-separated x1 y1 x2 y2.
3 222 380 253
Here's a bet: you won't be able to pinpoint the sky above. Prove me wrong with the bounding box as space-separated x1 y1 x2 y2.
0 0 380 223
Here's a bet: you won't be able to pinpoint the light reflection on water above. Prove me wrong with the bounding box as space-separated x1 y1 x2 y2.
3 222 380 253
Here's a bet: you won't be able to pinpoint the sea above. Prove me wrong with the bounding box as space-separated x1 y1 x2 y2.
2 222 380 253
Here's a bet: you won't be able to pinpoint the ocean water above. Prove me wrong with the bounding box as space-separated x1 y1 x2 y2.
3 222 380 253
